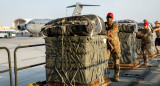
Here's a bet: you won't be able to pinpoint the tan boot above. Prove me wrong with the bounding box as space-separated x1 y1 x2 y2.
144 55 149 66
113 59 120 82
111 75 119 82
144 59 150 66
145 62 150 66
114 75 119 82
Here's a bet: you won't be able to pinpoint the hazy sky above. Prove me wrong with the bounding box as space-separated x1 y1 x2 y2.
0 0 160 26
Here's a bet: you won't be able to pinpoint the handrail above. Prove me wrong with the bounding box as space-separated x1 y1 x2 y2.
14 44 45 86
0 47 13 86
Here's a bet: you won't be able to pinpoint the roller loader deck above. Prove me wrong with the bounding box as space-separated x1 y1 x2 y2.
108 55 160 86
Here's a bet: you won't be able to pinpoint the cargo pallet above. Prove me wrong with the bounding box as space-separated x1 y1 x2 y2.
138 52 156 59
47 76 111 86
109 60 141 69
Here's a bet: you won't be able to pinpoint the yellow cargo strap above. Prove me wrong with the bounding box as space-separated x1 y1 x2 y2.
27 81 45 86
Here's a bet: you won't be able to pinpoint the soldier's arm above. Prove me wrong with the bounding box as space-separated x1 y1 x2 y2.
149 24 154 33
143 30 152 37
154 27 160 31
148 30 153 36
136 32 143 37
107 24 119 36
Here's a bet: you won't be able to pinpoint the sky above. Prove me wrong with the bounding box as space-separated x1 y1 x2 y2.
0 0 160 27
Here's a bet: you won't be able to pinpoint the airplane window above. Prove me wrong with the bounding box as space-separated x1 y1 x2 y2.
29 21 35 24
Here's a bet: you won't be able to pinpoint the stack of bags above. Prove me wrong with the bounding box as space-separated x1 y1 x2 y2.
43 15 110 85
42 14 106 36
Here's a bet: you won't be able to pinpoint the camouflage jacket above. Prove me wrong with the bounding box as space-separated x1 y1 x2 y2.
105 23 120 49
154 26 160 37
136 29 153 45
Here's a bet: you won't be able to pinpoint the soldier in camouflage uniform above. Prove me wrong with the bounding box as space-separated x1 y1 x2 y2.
153 21 160 54
105 13 121 82
136 22 153 66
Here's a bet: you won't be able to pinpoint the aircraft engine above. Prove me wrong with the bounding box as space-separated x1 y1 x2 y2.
17 24 26 31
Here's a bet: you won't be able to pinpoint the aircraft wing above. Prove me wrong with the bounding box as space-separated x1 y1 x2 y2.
79 4 100 6
67 4 100 8
67 5 76 8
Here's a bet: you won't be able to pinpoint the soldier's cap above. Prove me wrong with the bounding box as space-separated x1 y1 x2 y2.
107 13 113 18
155 21 160 24
144 22 149 26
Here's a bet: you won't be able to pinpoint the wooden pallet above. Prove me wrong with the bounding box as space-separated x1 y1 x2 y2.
138 52 156 59
109 60 140 69
47 76 111 86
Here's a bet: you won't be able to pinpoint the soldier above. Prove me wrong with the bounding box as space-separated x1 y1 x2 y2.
136 22 153 66
153 21 160 54
105 13 121 82
143 19 153 32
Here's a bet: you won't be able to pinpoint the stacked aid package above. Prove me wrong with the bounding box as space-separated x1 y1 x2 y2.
109 19 140 69
43 15 110 85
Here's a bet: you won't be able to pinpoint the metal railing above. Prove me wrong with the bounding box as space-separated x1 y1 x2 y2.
14 44 46 86
0 47 13 86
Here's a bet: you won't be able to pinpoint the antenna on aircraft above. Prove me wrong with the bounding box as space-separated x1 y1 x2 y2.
66 2 100 16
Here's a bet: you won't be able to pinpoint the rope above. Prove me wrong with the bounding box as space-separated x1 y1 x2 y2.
95 15 103 34
57 18 80 86
70 68 79 85
55 68 68 85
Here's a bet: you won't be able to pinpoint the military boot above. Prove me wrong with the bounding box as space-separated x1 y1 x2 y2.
144 56 150 66
111 59 120 82
145 62 150 66
110 75 119 82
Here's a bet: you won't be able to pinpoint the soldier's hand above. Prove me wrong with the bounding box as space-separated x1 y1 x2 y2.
136 32 140 34
108 36 111 41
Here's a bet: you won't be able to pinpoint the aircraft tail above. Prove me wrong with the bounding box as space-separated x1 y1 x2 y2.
66 2 100 16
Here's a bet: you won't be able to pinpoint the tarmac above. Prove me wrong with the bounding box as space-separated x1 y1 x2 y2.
0 37 46 86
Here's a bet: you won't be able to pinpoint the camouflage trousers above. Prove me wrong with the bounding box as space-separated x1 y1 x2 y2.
107 45 121 78
142 44 152 63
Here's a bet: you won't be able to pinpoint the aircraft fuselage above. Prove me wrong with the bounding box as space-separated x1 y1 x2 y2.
25 19 51 34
